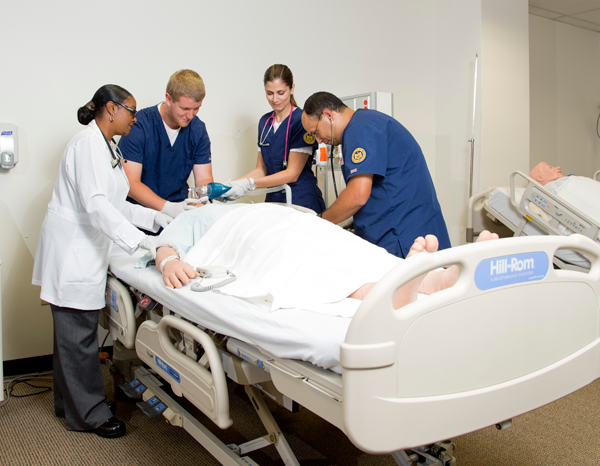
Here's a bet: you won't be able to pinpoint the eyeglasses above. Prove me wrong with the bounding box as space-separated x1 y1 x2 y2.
308 114 323 140
116 102 137 118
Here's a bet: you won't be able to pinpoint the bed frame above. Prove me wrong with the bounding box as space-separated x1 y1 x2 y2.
103 226 600 465
468 171 600 271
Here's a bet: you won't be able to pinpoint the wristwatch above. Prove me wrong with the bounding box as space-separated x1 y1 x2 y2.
248 178 257 191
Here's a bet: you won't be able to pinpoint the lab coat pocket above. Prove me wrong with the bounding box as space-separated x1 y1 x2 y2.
61 234 109 285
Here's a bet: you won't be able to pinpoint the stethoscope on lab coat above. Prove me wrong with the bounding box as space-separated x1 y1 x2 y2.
258 105 293 170
100 131 125 169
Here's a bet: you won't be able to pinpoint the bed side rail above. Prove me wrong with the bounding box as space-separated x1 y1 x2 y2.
135 315 232 429
594 169 600 182
101 276 136 349
340 234 600 453
510 171 600 240
245 184 292 206
467 187 494 242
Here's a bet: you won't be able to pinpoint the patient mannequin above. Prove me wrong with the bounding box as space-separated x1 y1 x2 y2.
529 162 600 224
529 162 564 185
151 205 499 310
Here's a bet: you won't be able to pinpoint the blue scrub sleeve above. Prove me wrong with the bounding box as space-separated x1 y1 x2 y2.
289 115 317 151
342 124 388 179
190 122 212 165
118 121 147 164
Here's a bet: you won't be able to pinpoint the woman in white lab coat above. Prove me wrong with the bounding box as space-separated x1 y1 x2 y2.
32 84 170 438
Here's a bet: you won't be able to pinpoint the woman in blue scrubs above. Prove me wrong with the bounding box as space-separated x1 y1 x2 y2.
225 64 325 214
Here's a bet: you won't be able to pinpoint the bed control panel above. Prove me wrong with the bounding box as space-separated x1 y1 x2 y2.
531 191 586 234
524 184 597 238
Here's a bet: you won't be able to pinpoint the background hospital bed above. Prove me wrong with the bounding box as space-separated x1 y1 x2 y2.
468 171 600 271
103 205 600 466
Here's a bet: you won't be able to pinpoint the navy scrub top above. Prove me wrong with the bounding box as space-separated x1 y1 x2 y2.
119 105 211 203
341 109 450 258
258 107 325 214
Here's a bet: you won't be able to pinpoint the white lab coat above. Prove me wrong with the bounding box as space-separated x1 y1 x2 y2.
32 120 158 310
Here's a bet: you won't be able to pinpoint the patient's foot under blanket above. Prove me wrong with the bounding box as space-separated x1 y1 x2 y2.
183 204 402 312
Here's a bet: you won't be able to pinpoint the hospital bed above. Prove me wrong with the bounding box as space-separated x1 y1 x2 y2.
468 171 600 271
103 187 600 466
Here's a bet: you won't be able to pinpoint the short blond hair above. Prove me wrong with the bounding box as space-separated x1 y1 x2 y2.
166 69 205 103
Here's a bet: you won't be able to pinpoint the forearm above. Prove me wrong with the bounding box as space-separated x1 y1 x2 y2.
254 169 301 188
251 151 307 188
128 180 167 211
321 174 372 224
321 188 364 224
193 163 214 187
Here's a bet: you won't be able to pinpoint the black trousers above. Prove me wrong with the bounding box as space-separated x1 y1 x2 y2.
51 304 112 431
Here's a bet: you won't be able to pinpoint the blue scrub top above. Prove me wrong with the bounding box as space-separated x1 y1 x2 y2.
341 109 450 258
119 105 211 203
257 107 325 214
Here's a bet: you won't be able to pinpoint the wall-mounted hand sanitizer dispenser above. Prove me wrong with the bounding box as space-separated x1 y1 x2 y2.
0 124 18 170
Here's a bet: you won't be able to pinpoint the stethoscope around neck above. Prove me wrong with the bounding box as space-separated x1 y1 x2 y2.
258 105 294 170
99 128 124 169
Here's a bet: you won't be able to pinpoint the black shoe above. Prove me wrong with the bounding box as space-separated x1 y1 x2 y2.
108 401 117 416
95 417 126 438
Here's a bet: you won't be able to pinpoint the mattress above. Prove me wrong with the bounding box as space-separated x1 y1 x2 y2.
110 246 355 374
487 187 591 268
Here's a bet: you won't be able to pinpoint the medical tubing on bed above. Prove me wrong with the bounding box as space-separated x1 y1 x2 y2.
192 273 237 292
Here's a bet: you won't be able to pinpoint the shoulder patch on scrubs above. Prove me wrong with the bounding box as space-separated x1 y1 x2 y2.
304 132 316 144
352 148 367 164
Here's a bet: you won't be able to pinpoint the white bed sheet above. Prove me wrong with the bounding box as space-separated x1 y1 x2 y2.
109 245 354 374
488 187 591 268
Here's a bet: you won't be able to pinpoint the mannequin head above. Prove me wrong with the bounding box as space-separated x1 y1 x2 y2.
529 162 564 185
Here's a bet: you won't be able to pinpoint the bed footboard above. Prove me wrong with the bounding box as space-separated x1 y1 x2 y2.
135 315 232 429
341 234 600 453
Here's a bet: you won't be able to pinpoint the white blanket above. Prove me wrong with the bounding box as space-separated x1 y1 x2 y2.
183 204 402 312
547 176 600 224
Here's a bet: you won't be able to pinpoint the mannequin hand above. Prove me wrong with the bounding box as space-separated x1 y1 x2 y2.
161 199 202 218
223 179 251 200
162 258 199 289
153 212 173 230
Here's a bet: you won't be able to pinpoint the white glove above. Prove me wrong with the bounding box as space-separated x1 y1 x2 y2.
138 235 157 254
161 199 202 218
153 212 173 230
224 178 252 200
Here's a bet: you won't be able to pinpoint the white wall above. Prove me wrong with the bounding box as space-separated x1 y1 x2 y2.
434 0 482 245
0 0 439 361
479 0 531 190
529 15 600 176
1 0 531 362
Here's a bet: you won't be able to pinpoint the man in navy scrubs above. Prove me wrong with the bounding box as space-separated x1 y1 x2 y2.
301 91 450 258
119 69 213 220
